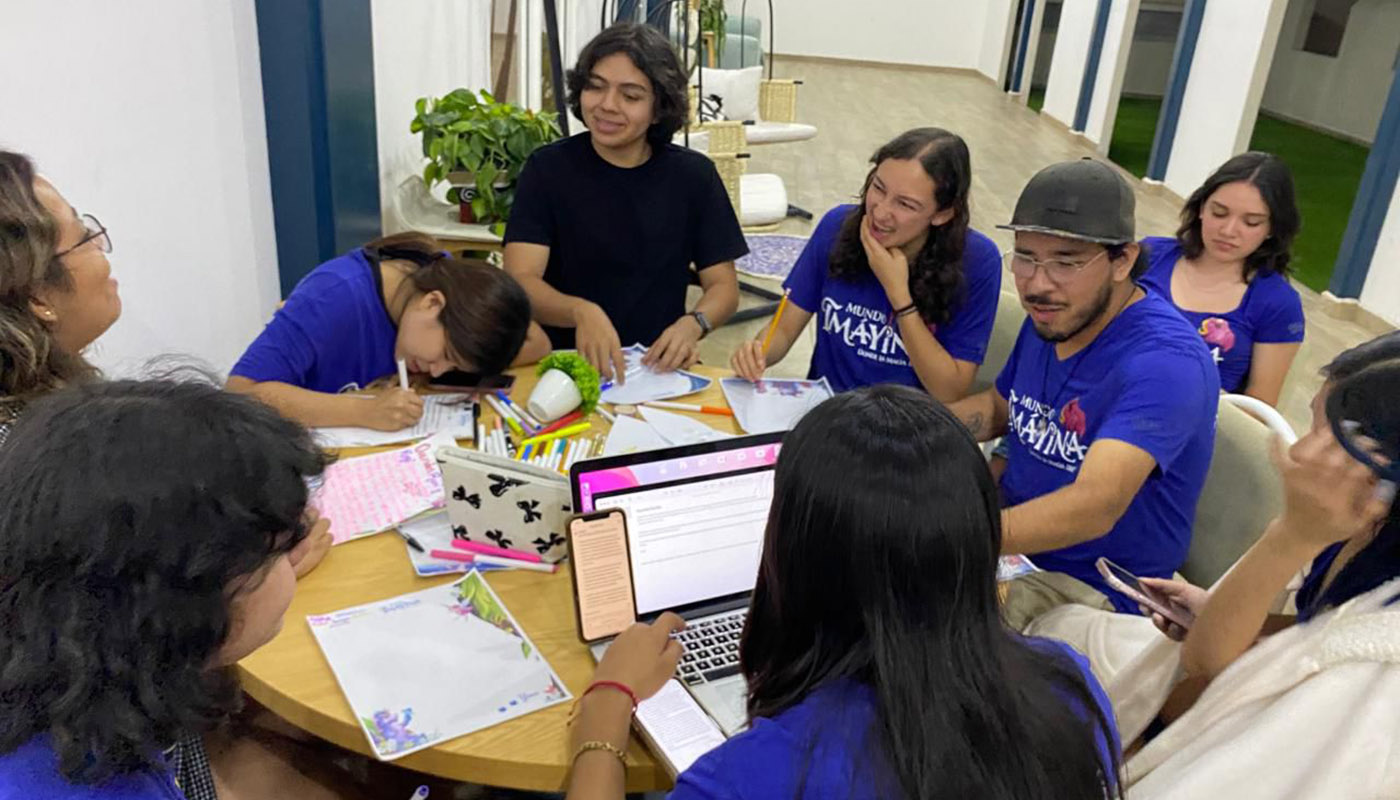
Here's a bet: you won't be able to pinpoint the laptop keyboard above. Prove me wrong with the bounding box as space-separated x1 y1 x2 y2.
675 609 747 686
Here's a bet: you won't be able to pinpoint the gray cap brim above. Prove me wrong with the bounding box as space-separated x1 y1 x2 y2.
996 223 1132 246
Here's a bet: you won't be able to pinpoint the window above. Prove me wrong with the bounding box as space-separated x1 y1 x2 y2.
1135 9 1183 43
1298 0 1357 58
1042 1 1063 34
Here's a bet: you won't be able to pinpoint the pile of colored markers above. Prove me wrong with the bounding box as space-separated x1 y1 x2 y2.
472 390 603 474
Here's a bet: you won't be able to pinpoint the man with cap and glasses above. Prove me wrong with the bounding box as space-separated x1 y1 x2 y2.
950 159 1220 630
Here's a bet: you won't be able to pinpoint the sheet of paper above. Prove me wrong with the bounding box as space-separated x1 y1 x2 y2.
398 512 512 577
599 345 711 405
314 394 476 448
635 679 727 776
307 571 571 760
720 377 834 434
637 406 732 446
601 414 671 456
312 434 453 545
997 554 1040 582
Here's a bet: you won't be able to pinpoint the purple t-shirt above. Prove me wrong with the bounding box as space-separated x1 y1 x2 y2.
782 205 1002 393
670 639 1118 799
995 291 1219 611
230 248 399 394
1138 236 1305 393
0 738 183 800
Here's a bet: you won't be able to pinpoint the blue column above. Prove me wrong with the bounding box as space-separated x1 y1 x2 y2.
1010 0 1038 94
255 0 382 296
1330 69 1400 299
1145 0 1207 181
1073 0 1114 132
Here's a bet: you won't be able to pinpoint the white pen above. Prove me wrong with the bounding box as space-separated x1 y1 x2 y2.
597 405 617 423
475 421 485 451
474 554 557 573
397 359 410 391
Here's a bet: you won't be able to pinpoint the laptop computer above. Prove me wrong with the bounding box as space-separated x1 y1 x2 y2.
569 432 783 736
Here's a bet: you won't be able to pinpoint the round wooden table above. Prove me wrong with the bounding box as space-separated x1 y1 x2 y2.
237 363 744 792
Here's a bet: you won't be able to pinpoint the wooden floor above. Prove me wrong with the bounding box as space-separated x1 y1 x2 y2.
695 56 1390 432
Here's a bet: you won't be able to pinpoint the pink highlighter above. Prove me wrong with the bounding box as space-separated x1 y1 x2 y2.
450 538 544 563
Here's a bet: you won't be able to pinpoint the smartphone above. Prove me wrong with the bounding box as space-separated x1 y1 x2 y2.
567 509 638 643
1096 557 1194 630
428 371 516 392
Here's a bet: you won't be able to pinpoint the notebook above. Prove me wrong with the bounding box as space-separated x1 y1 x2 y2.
307 571 570 760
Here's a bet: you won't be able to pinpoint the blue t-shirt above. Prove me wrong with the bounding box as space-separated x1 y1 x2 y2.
230 248 399 394
782 205 1002 393
0 738 183 800
1138 236 1305 393
995 291 1219 612
669 639 1118 799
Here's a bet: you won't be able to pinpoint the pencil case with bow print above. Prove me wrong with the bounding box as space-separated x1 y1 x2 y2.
437 447 572 564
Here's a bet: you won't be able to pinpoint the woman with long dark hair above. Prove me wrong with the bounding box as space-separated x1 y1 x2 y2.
1138 152 1305 406
0 379 360 798
730 128 1001 402
566 385 1121 798
228 231 546 431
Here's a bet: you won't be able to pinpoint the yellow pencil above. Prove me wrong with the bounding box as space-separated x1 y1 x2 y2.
519 422 592 449
760 289 791 357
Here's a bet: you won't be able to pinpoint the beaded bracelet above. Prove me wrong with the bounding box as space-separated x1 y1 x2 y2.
575 739 628 766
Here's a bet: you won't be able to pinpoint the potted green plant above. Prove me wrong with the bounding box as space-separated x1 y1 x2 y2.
410 88 561 231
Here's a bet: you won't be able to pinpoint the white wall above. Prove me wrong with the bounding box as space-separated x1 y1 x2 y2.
1041 0 1099 127
1260 0 1400 145
1360 178 1400 327
1083 0 1143 150
1162 0 1288 197
0 0 279 377
766 0 988 69
978 0 1020 84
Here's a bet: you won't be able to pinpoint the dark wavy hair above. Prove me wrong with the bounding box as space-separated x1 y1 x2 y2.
1176 151 1300 281
566 22 688 145
741 385 1121 799
365 232 531 375
828 129 973 327
0 379 326 783
1295 332 1400 621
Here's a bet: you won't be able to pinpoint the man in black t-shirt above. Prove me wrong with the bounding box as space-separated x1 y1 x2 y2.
504 23 747 381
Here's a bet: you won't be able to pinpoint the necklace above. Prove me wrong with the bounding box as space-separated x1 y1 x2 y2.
1034 287 1140 434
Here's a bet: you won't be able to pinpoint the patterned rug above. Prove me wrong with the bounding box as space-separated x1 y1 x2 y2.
735 234 809 280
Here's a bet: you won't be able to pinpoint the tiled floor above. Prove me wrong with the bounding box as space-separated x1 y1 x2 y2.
693 56 1391 433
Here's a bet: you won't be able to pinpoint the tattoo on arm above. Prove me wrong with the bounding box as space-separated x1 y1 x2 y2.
964 412 987 439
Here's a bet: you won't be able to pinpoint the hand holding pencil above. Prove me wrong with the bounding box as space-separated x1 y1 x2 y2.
730 289 792 382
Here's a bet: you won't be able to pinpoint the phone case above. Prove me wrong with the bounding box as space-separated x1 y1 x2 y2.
437 447 572 563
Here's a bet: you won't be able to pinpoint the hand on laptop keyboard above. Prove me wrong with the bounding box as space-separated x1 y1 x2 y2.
676 610 747 686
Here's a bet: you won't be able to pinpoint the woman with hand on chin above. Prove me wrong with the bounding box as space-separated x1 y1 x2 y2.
1139 152 1304 407
730 128 1001 402
503 23 746 383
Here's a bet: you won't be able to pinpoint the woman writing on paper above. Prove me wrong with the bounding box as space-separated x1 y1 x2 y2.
729 128 1002 402
228 231 549 431
565 386 1121 799
0 379 372 799
1138 152 1304 406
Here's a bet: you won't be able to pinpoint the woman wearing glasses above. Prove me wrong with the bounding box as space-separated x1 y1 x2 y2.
0 150 121 447
1138 152 1304 407
728 128 1001 402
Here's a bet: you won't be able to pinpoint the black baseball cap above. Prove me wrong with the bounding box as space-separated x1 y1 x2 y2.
998 158 1136 245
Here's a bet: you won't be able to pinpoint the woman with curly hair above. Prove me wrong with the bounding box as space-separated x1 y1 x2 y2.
0 150 121 446
504 22 746 381
0 379 353 799
730 128 1001 402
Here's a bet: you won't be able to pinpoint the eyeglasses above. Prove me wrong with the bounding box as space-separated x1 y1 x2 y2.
54 214 112 257
1003 249 1107 284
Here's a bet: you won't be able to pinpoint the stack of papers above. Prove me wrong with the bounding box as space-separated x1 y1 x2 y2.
398 512 512 577
311 434 452 545
314 394 476 448
307 571 570 760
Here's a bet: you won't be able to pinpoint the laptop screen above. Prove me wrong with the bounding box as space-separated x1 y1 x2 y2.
572 433 782 617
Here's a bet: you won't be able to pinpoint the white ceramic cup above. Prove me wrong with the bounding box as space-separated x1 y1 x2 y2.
528 369 583 423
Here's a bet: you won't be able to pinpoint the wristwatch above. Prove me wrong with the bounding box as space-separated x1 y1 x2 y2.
689 311 712 338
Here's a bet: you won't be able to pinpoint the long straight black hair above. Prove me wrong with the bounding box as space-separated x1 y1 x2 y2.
740 385 1120 799
828 128 973 326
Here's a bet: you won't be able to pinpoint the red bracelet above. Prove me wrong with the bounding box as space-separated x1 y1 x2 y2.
584 680 639 711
